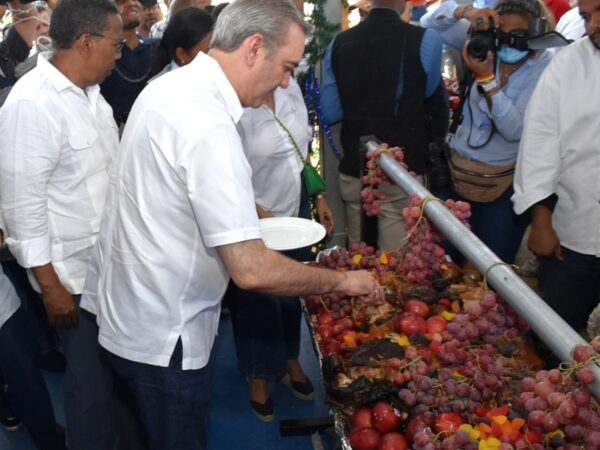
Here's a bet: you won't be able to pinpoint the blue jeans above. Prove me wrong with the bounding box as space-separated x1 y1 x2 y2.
0 307 65 450
229 186 311 379
56 299 115 450
433 186 529 264
107 340 211 450
538 247 600 332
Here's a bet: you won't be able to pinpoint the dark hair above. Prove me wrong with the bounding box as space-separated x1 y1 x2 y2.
150 7 214 76
211 2 229 20
49 0 119 50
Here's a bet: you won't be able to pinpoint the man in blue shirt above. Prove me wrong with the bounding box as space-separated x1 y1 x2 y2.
321 0 447 250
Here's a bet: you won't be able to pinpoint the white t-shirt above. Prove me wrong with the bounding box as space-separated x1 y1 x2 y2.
239 79 312 217
512 38 600 256
0 53 119 295
81 52 260 370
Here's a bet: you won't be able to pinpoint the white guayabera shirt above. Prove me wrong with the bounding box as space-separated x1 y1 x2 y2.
512 38 600 256
239 78 312 218
0 52 119 295
82 53 260 370
0 215 19 329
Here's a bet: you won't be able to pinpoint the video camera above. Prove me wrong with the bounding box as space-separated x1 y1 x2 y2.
466 17 569 60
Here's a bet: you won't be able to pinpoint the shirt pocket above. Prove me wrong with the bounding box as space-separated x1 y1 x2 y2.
64 128 104 183
68 129 100 150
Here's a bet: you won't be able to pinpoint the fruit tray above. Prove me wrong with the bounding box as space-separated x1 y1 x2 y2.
301 239 600 450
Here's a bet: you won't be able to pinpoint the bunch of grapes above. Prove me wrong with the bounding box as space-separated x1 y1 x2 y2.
440 291 522 346
361 146 407 216
513 340 600 448
400 195 471 284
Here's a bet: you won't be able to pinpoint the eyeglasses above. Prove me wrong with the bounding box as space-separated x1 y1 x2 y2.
89 32 127 52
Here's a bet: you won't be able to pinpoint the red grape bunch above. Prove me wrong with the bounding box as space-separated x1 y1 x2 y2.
400 195 471 284
361 145 407 216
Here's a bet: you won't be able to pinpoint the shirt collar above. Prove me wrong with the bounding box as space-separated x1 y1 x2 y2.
36 52 101 105
369 6 402 17
193 52 244 124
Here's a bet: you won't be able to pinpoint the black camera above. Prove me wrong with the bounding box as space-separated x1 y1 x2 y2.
466 28 502 60
465 17 549 60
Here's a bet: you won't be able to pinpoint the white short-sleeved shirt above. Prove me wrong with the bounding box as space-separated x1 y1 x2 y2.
0 215 19 329
512 39 600 256
81 52 260 370
0 53 119 295
239 79 312 217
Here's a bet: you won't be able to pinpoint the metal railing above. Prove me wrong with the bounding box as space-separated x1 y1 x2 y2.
366 140 600 398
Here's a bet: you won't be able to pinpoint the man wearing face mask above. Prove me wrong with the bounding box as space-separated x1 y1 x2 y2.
512 0 600 334
419 0 553 264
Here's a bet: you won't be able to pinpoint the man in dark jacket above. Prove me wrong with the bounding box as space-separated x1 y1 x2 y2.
322 0 448 250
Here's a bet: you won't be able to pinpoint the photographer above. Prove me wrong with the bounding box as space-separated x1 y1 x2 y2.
420 0 553 264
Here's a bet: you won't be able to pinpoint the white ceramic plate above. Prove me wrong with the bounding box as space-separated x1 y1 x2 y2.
259 217 326 251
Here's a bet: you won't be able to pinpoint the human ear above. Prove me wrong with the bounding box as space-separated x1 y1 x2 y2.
175 46 188 65
245 33 264 66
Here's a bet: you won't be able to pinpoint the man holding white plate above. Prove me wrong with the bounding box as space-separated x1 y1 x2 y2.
80 1 379 449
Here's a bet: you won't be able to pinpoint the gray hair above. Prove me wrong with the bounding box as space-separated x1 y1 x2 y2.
49 0 119 50
210 0 311 57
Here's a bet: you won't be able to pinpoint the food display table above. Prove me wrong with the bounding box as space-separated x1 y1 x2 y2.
300 142 600 450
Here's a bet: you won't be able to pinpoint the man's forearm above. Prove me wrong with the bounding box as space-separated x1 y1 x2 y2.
218 239 346 297
530 204 553 228
31 262 64 293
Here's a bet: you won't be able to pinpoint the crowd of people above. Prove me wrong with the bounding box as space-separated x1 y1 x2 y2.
0 0 597 449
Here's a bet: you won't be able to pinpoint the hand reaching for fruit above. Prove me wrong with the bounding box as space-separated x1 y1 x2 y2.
336 270 380 297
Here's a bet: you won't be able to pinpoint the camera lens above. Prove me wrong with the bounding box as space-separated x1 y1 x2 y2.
466 31 496 60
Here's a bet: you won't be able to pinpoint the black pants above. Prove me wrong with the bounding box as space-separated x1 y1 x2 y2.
538 247 600 332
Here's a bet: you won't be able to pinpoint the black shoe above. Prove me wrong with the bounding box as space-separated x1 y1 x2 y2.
281 373 315 401
0 402 21 432
249 398 274 422
41 349 66 373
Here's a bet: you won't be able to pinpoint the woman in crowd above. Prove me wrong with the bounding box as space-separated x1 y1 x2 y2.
421 0 554 263
149 6 214 79
229 77 334 422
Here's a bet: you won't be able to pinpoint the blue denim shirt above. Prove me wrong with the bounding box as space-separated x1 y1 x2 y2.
420 0 552 165
320 7 443 125
451 51 552 165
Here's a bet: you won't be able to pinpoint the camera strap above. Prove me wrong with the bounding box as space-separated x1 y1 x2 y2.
449 70 473 135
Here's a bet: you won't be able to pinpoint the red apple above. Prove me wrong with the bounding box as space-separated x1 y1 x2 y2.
380 432 409 450
435 412 464 434
348 427 382 450
372 402 401 434
394 313 427 336
404 300 430 318
426 315 447 333
353 407 373 430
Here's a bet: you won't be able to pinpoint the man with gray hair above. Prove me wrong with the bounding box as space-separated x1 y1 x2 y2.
81 0 379 448
0 0 123 448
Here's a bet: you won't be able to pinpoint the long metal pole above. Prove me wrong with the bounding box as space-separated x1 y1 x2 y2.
366 141 600 398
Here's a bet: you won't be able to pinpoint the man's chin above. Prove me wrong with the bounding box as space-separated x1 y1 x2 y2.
590 34 600 51
124 19 141 30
